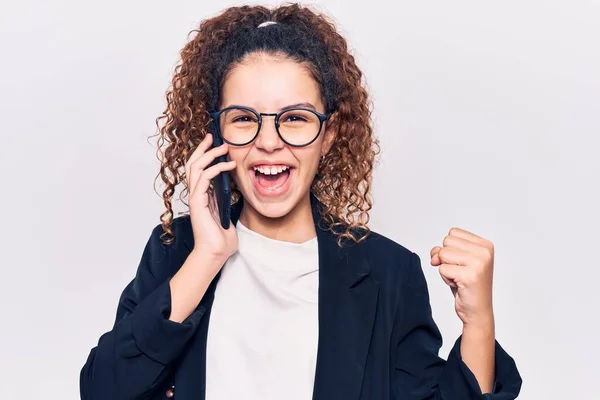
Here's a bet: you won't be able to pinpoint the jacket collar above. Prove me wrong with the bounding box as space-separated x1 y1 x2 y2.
177 192 379 400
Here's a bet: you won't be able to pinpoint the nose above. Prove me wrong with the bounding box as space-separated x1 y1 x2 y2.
254 115 284 152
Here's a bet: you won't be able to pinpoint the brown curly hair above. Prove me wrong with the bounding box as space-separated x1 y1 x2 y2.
149 3 380 247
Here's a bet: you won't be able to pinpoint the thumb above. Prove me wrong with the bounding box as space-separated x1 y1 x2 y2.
438 263 462 286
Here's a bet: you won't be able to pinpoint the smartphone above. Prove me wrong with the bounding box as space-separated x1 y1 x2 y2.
209 123 232 229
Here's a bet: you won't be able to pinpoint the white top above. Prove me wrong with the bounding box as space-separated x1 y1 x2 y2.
205 220 320 400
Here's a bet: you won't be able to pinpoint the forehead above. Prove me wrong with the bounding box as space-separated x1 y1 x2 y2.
220 53 323 111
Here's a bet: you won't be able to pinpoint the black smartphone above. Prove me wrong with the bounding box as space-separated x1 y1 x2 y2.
209 124 232 229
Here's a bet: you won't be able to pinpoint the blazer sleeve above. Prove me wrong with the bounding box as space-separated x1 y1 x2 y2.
392 251 522 400
79 222 209 400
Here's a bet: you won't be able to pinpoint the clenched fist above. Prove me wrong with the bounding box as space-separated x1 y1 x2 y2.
430 227 495 327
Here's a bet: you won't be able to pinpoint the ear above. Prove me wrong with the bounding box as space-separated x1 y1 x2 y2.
321 113 338 156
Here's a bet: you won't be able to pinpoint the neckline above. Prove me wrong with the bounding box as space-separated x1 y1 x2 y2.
236 220 318 247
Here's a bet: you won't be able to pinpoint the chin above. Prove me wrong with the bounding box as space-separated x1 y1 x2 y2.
255 201 295 219
243 190 299 220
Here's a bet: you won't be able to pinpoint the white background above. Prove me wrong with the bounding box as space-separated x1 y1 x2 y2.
1 0 598 398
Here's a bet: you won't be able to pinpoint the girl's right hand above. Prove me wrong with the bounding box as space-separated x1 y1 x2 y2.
184 133 238 264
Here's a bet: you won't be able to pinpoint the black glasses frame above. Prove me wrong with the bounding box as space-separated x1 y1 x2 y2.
209 105 331 148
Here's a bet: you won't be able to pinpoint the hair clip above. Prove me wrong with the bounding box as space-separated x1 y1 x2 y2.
257 21 278 28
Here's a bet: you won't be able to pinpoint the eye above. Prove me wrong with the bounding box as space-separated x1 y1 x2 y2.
227 111 259 124
282 114 309 123
232 115 256 123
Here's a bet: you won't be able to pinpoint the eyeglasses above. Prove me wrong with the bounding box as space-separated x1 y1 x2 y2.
209 106 331 148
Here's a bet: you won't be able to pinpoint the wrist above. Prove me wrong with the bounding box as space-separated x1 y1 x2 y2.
190 247 229 269
462 311 495 332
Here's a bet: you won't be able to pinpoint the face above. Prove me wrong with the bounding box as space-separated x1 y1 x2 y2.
219 52 334 220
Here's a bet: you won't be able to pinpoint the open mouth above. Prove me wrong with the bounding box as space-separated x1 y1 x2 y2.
250 164 294 195
253 165 291 189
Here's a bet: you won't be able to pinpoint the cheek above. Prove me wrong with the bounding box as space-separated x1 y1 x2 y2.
227 148 248 182
227 148 245 164
295 149 322 177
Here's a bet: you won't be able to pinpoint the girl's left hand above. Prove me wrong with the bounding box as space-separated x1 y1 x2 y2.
430 227 495 327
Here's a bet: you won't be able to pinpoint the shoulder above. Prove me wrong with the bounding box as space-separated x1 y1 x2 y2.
359 229 415 266
353 229 432 313
146 214 193 253
356 229 423 282
142 215 194 281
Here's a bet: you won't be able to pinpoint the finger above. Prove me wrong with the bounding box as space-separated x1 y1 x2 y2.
437 264 461 296
192 160 237 198
185 134 213 185
438 263 464 283
190 133 215 162
192 142 230 171
437 246 473 266
438 269 456 287
444 235 493 261
430 246 441 258
448 227 489 247
188 143 230 195
430 246 442 265
442 235 480 252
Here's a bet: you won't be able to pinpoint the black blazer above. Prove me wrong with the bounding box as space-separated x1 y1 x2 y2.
80 194 522 400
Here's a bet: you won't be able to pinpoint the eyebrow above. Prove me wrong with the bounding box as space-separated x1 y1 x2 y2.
282 102 317 111
225 102 318 112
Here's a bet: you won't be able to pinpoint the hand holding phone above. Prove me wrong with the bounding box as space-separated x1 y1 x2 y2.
183 133 237 261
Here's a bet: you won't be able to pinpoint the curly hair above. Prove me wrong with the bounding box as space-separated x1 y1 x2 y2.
150 3 380 247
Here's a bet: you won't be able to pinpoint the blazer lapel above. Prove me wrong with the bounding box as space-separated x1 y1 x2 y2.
309 194 380 400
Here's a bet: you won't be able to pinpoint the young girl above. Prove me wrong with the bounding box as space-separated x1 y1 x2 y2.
80 4 522 400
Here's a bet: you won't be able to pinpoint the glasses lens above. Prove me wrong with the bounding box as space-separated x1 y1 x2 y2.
278 109 321 146
219 107 259 145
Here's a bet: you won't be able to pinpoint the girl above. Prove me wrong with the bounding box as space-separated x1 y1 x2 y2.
80 4 522 400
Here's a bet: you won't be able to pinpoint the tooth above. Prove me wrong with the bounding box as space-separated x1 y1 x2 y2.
253 165 292 174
